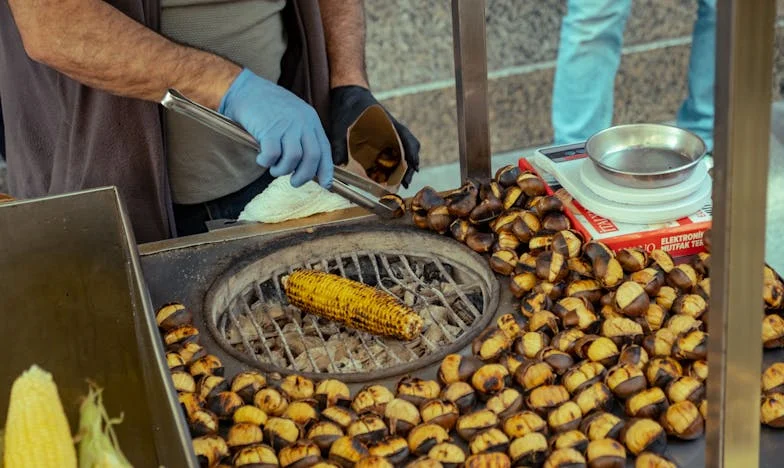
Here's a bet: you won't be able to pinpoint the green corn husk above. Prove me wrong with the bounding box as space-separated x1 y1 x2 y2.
77 383 132 468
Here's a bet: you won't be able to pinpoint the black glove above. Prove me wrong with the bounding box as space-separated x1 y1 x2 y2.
328 85 420 188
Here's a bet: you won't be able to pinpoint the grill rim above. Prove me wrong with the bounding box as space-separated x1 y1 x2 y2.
202 224 501 383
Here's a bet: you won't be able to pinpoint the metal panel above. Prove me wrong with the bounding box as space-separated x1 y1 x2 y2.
452 0 492 181
706 0 777 466
0 188 195 467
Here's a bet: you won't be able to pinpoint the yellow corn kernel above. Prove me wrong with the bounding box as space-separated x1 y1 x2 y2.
4 365 77 468
283 270 424 341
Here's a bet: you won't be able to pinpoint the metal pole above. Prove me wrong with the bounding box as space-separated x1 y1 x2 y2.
451 0 492 181
706 0 776 466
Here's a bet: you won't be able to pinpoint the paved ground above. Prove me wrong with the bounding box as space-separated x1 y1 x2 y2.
402 102 784 270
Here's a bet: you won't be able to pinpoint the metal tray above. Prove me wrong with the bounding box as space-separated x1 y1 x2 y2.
0 188 195 467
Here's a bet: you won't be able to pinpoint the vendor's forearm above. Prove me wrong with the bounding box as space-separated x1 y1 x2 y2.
318 0 369 89
7 0 241 110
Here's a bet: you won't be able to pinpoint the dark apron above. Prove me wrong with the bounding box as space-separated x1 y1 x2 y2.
0 0 329 243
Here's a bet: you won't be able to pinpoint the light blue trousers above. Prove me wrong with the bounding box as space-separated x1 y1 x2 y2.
552 0 716 151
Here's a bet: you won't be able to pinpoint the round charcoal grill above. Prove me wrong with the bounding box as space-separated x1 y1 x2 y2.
204 226 500 382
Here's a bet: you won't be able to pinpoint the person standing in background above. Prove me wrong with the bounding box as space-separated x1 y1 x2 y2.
551 0 716 152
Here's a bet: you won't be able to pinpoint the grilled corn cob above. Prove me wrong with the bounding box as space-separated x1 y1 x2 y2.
283 270 424 341
3 365 77 468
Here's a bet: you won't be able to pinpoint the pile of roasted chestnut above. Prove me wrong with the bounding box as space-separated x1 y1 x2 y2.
402 164 784 465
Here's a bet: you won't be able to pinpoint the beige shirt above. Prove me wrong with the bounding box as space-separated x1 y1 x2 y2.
161 0 288 204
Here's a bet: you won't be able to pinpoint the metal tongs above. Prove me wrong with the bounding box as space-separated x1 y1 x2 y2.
160 89 399 218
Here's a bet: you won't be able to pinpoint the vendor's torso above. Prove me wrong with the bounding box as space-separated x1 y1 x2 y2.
161 0 287 204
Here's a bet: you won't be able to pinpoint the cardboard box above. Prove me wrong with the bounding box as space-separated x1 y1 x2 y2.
518 157 712 258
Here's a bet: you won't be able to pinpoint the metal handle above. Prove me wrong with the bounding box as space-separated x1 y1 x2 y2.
160 89 397 218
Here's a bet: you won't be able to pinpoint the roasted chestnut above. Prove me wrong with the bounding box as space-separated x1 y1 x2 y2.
439 380 477 415
231 371 268 404
445 182 479 217
542 212 571 232
408 423 450 456
192 435 230 468
547 401 583 433
630 268 666 297
366 436 410 465
469 427 510 455
529 229 557 253
579 411 624 441
558 298 600 333
512 212 542 243
568 257 594 278
179 392 205 420
573 382 613 416
514 331 550 359
550 430 589 454
645 357 683 388
469 196 504 225
762 362 784 394
642 328 677 358
605 364 647 399
227 422 265 452
671 294 707 319
284 400 319 428
354 455 394 468
586 438 626 468
601 317 644 347
562 361 606 396
666 264 698 292
763 314 784 348
315 379 352 408
322 406 358 431
420 400 460 431
528 310 561 336
648 250 675 274
634 452 677 468
379 193 406 218
535 281 567 301
520 291 553 318
614 281 650 318
198 374 229 401
348 415 390 445
688 360 708 381
485 388 524 420
551 329 586 356
625 388 668 419
621 418 667 456
617 248 648 273
426 442 465 468
552 230 584 259
490 249 519 276
761 393 784 428
500 353 527 376
672 330 708 360
517 171 548 196
574 336 619 367
438 354 481 385
655 287 678 312
189 408 219 437
503 186 527 210
665 314 701 336
233 405 269 427
660 400 704 440
543 448 586 468
412 187 445 215
536 251 569 283
509 432 549 466
537 347 575 375
329 436 369 467
308 421 344 453
427 206 454 234
502 410 547 439
456 409 499 441
618 344 649 369
471 364 510 397
156 302 192 331
207 391 244 420
450 219 477 243
265 417 300 451
352 385 394 416
527 385 570 416
510 272 538 298
497 231 521 251
383 398 421 436
254 387 289 417
232 443 278 467
166 352 186 373
514 360 556 392
497 313 525 341
397 377 441 407
593 256 624 290
466 232 496 254
465 452 513 468
164 325 200 349
566 279 604 305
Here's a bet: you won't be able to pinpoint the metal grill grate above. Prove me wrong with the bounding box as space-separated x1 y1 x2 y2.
215 251 486 375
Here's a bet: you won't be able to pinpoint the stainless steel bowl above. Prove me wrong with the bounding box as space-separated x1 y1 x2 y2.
585 123 707 189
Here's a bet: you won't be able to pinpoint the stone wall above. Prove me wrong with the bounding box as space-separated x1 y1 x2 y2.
366 0 784 167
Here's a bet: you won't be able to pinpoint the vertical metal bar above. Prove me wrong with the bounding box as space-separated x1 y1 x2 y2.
452 0 492 181
705 0 776 466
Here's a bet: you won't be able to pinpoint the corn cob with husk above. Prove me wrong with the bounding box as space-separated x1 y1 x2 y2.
3 365 78 468
283 269 424 341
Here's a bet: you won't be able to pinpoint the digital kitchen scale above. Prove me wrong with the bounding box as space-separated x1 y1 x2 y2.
533 145 712 224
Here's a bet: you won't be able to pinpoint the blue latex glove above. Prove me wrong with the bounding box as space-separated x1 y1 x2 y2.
219 68 333 188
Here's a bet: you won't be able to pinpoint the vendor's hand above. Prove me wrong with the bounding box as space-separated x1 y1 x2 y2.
328 86 420 188
220 68 333 188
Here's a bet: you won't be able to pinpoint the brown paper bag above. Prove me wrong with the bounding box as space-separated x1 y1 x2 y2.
343 104 408 191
